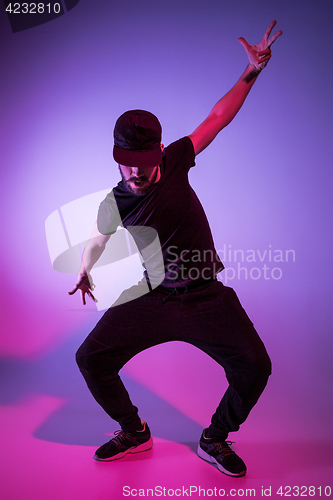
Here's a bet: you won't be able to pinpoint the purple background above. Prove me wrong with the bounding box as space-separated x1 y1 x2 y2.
0 0 332 495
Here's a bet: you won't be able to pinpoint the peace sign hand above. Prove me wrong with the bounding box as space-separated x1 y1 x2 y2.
238 20 283 73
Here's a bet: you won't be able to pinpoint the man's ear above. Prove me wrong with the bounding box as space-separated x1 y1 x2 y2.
160 143 164 152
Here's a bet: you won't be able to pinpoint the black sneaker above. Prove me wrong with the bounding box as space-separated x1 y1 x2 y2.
94 421 153 461
197 429 247 477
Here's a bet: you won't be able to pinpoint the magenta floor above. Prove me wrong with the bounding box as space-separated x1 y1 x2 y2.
1 328 332 499
1 390 332 499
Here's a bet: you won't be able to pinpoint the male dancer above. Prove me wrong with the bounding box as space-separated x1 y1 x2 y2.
70 21 282 477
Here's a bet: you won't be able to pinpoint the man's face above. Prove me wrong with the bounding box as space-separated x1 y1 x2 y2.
119 164 161 196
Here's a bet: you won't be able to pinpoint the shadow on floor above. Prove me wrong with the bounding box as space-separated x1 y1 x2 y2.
0 332 203 446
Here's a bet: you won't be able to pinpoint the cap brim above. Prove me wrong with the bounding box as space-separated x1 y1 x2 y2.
113 146 162 168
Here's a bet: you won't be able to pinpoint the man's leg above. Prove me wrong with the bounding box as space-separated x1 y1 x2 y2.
207 345 271 440
76 331 143 432
178 280 271 476
75 285 168 460
196 341 270 477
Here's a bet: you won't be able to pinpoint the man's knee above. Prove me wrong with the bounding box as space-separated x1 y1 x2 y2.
75 341 92 374
228 346 271 395
75 337 121 380
248 348 272 402
249 346 272 385
75 338 104 375
257 347 272 378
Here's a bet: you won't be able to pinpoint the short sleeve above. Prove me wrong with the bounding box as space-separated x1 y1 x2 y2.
97 191 122 235
183 136 196 169
163 136 195 174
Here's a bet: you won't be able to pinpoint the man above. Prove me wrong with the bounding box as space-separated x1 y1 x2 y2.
70 21 282 477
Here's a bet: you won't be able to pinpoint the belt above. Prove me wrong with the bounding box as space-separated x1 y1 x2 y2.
158 276 217 295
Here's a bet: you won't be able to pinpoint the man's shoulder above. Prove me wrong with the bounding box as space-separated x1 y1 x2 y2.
99 187 126 213
164 136 195 170
165 136 194 153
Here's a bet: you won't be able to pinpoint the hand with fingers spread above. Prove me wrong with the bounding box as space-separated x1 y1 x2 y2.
68 272 98 305
238 20 283 73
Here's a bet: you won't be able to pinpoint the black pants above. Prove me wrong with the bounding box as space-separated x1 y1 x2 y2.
76 280 271 441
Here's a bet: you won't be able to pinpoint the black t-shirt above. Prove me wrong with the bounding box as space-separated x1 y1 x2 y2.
97 137 224 286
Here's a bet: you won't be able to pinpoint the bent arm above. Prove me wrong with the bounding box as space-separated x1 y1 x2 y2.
68 222 111 304
189 21 282 156
79 221 111 275
189 64 258 155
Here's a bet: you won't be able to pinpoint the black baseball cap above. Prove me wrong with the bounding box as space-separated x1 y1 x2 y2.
113 110 162 168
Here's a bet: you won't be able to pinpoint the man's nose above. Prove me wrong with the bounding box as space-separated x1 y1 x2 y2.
131 167 143 176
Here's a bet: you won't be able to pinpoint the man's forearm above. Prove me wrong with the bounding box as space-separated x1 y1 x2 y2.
78 239 107 276
209 64 258 128
189 64 259 155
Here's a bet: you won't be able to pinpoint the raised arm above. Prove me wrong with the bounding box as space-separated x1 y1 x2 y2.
189 21 282 155
68 221 111 305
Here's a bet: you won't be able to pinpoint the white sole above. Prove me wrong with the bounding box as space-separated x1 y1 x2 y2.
94 436 153 462
197 444 246 477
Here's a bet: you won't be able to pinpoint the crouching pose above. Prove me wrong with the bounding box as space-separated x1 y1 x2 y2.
70 21 282 477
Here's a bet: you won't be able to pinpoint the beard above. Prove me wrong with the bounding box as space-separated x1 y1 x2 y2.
119 166 160 196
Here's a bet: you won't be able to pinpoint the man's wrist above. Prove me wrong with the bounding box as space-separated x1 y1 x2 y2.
78 270 90 279
249 63 262 75
243 64 260 83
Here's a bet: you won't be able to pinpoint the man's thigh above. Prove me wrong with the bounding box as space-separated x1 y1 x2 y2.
84 284 176 354
179 281 267 364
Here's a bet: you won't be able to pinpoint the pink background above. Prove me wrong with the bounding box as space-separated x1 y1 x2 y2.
0 0 332 498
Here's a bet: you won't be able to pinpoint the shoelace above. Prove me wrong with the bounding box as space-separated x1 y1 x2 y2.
111 430 136 449
213 440 236 457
